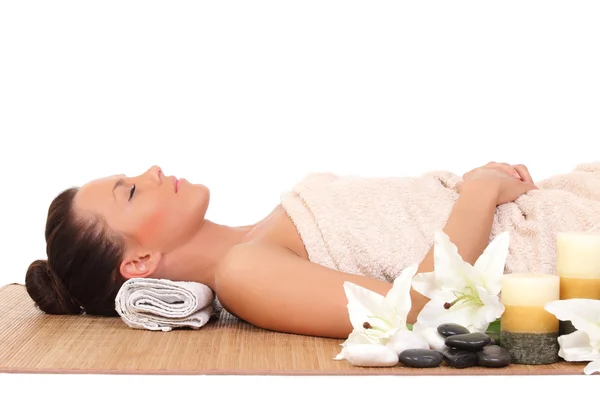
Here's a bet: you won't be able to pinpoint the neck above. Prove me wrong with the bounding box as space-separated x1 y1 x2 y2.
154 220 254 290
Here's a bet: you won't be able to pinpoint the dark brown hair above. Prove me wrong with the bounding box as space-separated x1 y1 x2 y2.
25 187 127 316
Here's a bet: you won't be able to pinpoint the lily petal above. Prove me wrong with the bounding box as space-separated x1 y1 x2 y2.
545 299 600 346
449 305 488 332
557 330 598 362
544 299 600 323
472 232 509 295
411 271 438 299
385 329 430 355
412 322 447 351
343 281 389 331
475 285 505 331
386 264 418 326
583 358 600 375
342 344 399 367
570 318 600 349
433 295 490 332
339 329 379 348
333 348 346 361
335 329 378 360
414 292 465 329
432 230 471 290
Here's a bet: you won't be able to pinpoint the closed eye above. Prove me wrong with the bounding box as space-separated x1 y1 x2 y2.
128 185 136 201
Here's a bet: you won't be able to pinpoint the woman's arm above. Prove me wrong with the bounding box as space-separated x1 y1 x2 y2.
215 243 393 338
410 162 537 323
408 183 498 323
410 161 537 322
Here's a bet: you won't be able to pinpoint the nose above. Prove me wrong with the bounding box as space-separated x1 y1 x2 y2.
143 165 163 184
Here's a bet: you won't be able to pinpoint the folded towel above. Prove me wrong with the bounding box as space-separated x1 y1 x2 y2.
115 278 219 332
280 162 600 281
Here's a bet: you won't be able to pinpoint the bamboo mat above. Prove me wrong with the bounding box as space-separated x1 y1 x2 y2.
0 283 587 375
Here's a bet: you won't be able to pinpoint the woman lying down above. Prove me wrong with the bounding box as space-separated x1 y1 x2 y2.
25 161 600 340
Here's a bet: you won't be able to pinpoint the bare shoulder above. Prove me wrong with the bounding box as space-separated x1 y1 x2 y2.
214 242 295 297
213 243 392 338
219 242 289 271
212 243 300 327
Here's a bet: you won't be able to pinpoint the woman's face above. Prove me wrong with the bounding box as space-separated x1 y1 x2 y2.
73 165 210 252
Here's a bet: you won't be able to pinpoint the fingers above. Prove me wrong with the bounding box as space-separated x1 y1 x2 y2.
487 162 521 180
461 162 539 191
486 161 536 185
512 164 534 184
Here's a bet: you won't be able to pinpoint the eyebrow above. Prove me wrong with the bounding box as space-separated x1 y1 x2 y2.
112 178 126 199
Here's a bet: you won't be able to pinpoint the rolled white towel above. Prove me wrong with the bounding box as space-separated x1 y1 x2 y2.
115 278 219 332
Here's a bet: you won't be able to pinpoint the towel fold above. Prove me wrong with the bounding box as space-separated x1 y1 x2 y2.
115 278 219 332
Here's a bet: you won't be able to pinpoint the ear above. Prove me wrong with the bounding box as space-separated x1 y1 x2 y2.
119 250 163 279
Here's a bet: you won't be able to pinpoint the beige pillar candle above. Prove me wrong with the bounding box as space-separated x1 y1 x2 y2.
500 273 560 365
556 232 600 334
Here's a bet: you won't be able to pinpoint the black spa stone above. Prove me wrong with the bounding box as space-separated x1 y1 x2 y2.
441 348 478 368
445 332 492 352
477 345 511 368
437 323 470 337
398 349 444 368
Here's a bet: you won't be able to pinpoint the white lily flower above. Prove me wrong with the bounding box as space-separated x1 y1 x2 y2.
334 263 428 366
411 230 508 333
412 322 448 351
544 299 600 375
385 329 430 355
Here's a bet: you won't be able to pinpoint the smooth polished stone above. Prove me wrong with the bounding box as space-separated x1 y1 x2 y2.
477 345 512 368
343 344 399 367
441 348 478 369
398 349 444 368
445 332 492 352
437 323 470 337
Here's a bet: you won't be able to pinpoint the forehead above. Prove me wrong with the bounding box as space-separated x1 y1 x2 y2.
74 175 121 213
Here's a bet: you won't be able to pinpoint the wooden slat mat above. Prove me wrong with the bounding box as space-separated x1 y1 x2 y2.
0 283 587 375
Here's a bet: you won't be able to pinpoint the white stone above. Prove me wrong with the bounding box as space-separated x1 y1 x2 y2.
344 344 399 367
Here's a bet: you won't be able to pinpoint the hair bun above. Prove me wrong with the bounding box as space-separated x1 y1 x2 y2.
25 259 82 315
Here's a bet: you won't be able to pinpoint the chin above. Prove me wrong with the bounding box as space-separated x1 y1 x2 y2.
188 184 210 217
194 183 210 201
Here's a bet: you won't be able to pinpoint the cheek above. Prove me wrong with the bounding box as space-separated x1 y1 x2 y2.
135 206 170 246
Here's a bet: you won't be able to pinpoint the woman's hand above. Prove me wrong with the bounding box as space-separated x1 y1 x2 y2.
456 162 538 205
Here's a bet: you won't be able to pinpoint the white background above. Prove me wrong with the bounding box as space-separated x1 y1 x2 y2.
1 1 598 398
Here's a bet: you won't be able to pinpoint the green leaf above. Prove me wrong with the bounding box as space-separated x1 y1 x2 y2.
486 318 501 334
485 318 501 344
